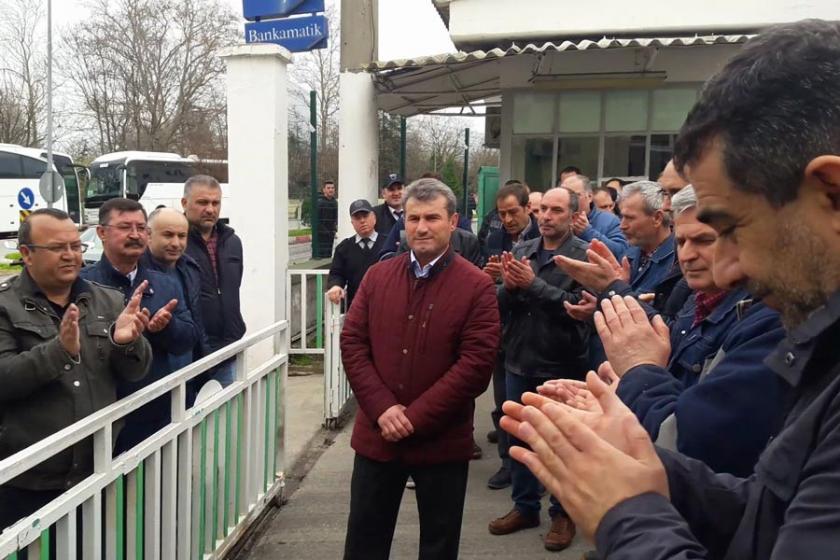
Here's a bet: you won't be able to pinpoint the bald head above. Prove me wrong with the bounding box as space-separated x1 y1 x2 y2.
148 207 189 266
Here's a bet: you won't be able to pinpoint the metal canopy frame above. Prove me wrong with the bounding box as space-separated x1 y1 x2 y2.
360 35 752 116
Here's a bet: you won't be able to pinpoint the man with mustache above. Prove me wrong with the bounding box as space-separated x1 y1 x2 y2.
0 208 151 530
81 198 200 452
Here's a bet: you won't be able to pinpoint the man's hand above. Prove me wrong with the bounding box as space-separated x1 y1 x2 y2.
554 238 625 293
503 396 669 541
378 404 414 442
503 253 536 289
500 252 518 291
563 290 597 321
326 286 345 305
114 281 150 344
483 255 503 281
595 296 671 377
571 211 590 237
59 304 81 358
589 239 631 284
146 299 178 333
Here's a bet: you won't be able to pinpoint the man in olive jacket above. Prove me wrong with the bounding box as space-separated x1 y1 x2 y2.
0 209 152 531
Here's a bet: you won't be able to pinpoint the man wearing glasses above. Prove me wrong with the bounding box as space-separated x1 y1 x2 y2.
80 198 200 452
0 208 152 530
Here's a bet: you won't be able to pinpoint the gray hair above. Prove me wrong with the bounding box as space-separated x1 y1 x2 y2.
671 185 697 217
546 186 580 214
620 180 671 226
563 174 593 193
402 178 457 216
183 174 221 197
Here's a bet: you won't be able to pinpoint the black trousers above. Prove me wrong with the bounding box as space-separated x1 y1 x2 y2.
490 354 511 468
0 486 62 532
343 454 469 560
0 486 66 560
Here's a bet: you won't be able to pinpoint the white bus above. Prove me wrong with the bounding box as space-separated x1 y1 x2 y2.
84 151 228 224
0 144 84 238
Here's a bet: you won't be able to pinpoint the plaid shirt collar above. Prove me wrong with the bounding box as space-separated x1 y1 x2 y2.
693 290 730 328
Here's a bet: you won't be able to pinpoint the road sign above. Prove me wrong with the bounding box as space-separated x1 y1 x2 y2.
245 14 328 52
39 170 65 204
243 0 325 21
17 187 35 210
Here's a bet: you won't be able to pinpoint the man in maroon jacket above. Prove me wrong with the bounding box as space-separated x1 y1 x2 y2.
341 178 500 560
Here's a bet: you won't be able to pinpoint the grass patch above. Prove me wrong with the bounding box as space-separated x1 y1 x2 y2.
289 228 312 237
291 354 316 366
0 262 22 272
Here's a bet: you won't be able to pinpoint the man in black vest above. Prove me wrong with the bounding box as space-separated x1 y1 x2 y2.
182 175 246 386
327 199 385 309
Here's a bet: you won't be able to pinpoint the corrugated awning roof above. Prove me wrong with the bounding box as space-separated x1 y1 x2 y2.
364 35 751 71
363 35 753 116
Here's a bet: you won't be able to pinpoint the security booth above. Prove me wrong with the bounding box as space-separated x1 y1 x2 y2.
362 36 748 189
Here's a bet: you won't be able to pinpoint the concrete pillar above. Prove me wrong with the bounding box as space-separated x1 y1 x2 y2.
219 44 291 365
337 72 379 240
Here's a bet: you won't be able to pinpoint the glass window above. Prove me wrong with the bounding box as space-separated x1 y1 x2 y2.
605 90 648 131
557 137 599 180
512 137 554 189
603 135 647 178
0 153 22 178
513 93 555 134
652 89 697 131
558 92 600 133
650 134 678 179
21 156 47 179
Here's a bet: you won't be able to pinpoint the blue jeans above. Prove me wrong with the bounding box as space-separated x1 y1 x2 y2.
506 371 563 518
210 358 236 387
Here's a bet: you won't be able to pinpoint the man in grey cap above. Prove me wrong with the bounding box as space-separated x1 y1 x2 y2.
326 199 385 308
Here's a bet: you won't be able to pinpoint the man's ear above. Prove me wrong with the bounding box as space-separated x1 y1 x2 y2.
450 212 459 230
805 155 840 211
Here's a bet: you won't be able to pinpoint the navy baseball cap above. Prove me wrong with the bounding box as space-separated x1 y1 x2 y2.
349 199 374 216
384 173 404 189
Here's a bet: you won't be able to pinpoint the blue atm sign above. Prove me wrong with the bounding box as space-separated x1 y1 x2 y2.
245 15 328 52
243 0 325 21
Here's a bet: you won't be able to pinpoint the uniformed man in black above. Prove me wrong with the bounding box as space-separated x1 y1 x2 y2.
326 199 384 309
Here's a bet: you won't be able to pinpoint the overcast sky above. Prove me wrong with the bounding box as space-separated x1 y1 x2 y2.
53 0 455 61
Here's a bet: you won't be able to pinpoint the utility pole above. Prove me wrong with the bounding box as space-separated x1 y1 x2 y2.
46 0 54 208
462 128 470 223
310 90 319 258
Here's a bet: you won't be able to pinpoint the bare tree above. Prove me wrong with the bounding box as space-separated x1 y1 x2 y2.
290 6 340 182
64 0 238 156
0 0 46 146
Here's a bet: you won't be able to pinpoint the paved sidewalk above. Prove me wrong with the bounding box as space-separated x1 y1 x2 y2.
238 388 590 559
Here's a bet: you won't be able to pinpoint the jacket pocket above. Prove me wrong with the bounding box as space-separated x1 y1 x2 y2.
85 320 112 361
13 321 58 340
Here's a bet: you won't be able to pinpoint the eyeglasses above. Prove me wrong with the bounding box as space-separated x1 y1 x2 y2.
101 223 149 234
23 243 89 255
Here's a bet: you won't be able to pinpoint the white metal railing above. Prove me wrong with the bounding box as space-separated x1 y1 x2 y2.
0 320 289 560
286 269 329 355
286 270 354 428
323 294 352 429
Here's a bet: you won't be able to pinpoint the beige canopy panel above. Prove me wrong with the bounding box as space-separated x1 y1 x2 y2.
361 35 752 116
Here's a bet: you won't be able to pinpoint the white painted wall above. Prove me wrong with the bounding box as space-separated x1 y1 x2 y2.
220 44 291 366
446 0 840 46
337 72 379 241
